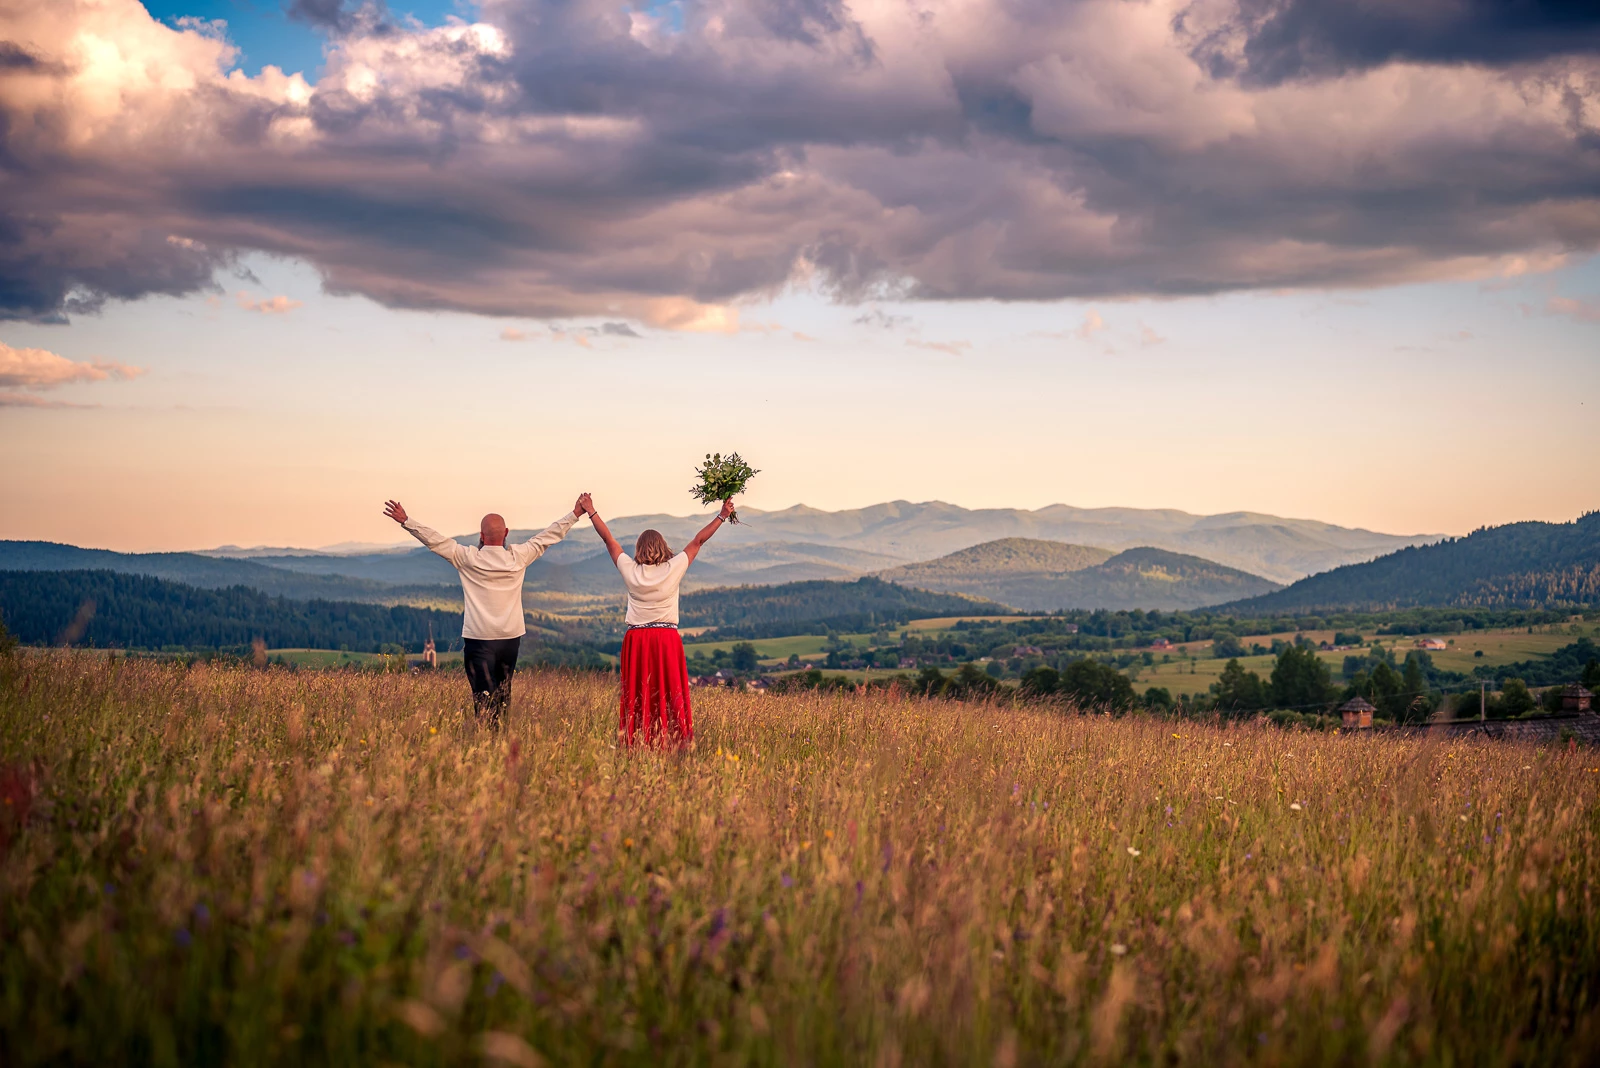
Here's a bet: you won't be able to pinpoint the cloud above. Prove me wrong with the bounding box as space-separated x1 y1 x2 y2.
0 390 91 408
236 293 303 314
854 309 913 331
0 341 142 389
600 321 642 338
1139 324 1167 346
1181 0 1600 86
1543 295 1600 323
792 330 818 341
500 327 528 341
905 338 971 355
1 0 1598 327
1076 310 1108 341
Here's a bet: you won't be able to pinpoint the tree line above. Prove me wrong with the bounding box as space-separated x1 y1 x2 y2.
0 569 461 653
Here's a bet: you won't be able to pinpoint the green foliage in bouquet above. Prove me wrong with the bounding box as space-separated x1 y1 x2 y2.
690 452 759 524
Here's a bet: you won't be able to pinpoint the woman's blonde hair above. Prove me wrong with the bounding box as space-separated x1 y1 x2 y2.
634 529 673 565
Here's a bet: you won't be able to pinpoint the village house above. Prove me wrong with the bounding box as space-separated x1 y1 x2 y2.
1149 637 1173 651
1339 696 1376 729
1414 637 1448 651
1560 684 1593 713
1013 645 1044 657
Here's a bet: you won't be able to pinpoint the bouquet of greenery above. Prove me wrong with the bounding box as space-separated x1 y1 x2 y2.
690 452 759 524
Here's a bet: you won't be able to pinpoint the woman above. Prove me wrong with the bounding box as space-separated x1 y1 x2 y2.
584 496 735 746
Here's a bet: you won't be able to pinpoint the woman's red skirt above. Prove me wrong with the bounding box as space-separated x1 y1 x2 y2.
618 626 693 747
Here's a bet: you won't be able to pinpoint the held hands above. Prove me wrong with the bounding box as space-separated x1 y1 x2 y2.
576 492 595 518
383 500 408 525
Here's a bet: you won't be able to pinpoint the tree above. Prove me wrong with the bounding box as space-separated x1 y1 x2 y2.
1367 661 1406 720
913 666 947 697
1059 659 1136 712
1143 686 1174 712
985 660 1004 679
1397 652 1437 723
1501 678 1538 717
1270 645 1333 709
1583 658 1600 691
1020 665 1059 698
731 642 760 672
945 663 1002 701
1212 659 1268 715
1212 634 1245 659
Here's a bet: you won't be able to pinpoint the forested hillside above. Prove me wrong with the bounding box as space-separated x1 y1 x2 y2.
1226 513 1600 614
0 541 455 604
878 540 1278 611
679 577 1009 636
0 570 461 653
878 538 1112 582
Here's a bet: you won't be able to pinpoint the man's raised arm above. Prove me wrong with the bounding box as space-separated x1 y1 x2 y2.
384 500 468 568
510 493 589 567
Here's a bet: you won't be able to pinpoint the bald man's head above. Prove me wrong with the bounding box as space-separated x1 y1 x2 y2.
480 513 508 547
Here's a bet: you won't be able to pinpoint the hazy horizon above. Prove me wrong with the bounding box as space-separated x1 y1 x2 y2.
10 493 1578 558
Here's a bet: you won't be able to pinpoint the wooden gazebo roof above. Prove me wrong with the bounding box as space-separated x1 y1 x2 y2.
1338 696 1376 713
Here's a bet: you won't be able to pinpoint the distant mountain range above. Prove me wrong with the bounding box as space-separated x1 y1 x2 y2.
522 501 1430 585
876 538 1280 611
1225 513 1600 614
0 501 1435 613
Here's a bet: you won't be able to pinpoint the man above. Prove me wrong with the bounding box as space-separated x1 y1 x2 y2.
383 494 590 726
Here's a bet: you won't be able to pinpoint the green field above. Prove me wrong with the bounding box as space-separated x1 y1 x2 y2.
4 653 1598 1064
683 617 1033 666
1136 624 1599 696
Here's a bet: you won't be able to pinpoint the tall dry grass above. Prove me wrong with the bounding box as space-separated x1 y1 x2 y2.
1 651 1597 1065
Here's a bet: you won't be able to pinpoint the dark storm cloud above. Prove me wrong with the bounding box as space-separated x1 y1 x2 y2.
1184 0 1600 85
0 0 1597 326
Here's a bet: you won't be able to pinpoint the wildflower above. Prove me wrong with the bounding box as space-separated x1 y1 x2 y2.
624 838 634 849
1459 815 1468 822
1290 803 1303 811
801 841 811 851
781 874 794 888
1110 943 1128 956
1127 846 1141 857
824 829 833 839
429 727 437 735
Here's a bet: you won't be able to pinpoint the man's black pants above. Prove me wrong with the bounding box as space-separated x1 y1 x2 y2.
462 636 521 727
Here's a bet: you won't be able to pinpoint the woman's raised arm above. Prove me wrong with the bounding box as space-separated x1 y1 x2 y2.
586 502 626 563
684 498 735 565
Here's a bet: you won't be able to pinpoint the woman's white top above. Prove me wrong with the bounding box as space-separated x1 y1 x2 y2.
615 552 691 625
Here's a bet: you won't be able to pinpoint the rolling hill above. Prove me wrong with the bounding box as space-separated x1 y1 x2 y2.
0 541 456 604
678 577 1011 636
1224 512 1600 614
877 539 1279 611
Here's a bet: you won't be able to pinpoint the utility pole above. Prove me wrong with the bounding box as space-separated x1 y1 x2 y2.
1480 679 1486 723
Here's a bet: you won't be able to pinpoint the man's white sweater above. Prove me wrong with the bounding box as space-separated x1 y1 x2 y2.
402 511 579 639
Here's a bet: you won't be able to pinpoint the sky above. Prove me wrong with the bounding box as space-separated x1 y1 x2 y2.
1 0 1597 553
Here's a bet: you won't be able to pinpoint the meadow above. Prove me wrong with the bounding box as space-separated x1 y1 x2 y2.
2 652 1598 1065
1133 623 1598 696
